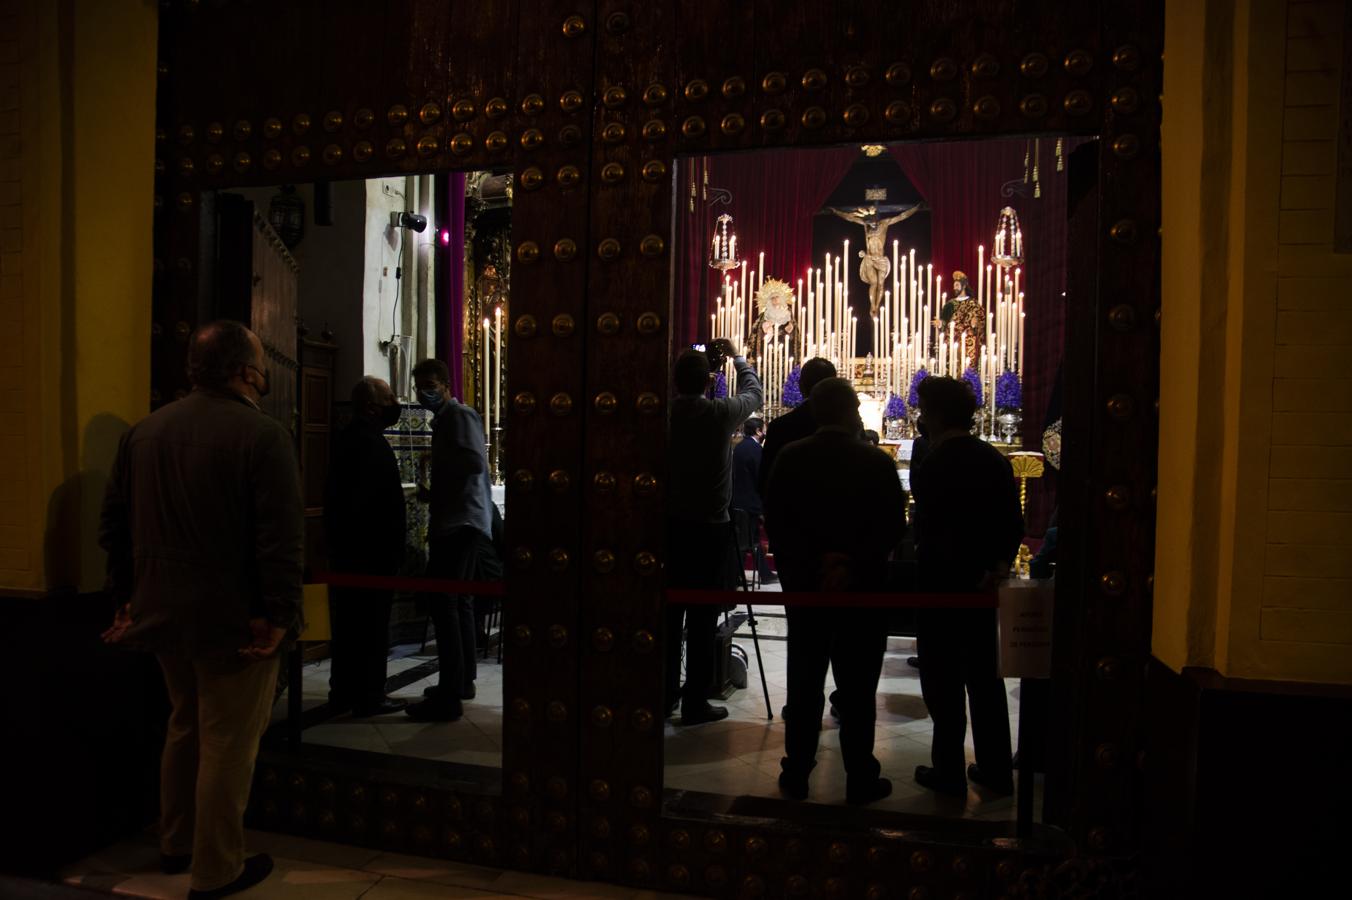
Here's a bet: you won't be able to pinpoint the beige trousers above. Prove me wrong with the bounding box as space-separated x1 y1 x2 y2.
157 652 279 892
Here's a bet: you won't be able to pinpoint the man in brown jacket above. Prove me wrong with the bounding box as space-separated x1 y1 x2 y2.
100 320 303 899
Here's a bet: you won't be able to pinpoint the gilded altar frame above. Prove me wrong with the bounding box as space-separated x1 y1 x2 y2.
151 2 1162 895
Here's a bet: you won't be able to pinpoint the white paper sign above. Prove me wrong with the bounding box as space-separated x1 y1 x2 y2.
999 579 1054 678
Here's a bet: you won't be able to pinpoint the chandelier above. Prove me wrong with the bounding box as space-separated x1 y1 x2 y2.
992 206 1024 269
708 213 742 272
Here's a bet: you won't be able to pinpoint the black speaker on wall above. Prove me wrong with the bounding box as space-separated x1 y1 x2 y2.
313 180 333 226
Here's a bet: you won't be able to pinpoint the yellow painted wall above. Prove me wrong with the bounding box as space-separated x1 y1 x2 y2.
1 0 156 595
1157 0 1352 684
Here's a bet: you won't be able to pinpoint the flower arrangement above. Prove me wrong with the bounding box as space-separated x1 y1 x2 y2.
884 392 906 420
782 365 804 407
712 371 728 399
996 370 1022 410
961 367 984 407
907 367 930 410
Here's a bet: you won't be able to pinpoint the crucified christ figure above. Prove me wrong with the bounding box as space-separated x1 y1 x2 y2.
827 203 928 316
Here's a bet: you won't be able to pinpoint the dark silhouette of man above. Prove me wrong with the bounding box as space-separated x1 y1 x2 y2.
100 320 301 897
765 378 907 805
666 340 762 725
325 376 407 716
756 357 837 499
910 376 1023 797
731 418 776 584
404 358 492 721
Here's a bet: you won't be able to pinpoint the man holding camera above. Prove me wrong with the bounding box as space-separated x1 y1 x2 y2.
666 339 763 725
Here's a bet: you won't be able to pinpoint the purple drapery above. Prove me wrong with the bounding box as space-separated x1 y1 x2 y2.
445 172 466 400
675 147 859 348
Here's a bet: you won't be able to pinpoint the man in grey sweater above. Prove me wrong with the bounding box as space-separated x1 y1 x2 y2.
100 320 303 899
666 340 762 725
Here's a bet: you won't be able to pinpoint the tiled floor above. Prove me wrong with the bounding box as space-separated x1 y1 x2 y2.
662 603 1035 821
283 595 1037 822
273 649 504 770
62 828 693 899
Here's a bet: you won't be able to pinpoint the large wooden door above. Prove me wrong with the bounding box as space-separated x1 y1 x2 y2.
151 3 1164 895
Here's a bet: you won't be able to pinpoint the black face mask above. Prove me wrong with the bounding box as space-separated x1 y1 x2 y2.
378 401 402 428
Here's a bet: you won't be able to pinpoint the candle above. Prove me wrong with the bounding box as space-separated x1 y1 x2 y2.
494 306 502 429
758 252 765 294
482 318 491 430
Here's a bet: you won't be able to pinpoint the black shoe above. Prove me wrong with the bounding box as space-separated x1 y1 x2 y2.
1011 751 1020 768
846 777 893 805
352 697 409 717
778 770 809 801
828 690 841 721
679 703 729 726
967 764 1014 795
665 697 680 718
906 656 920 668
187 854 273 899
405 698 463 721
422 684 477 701
160 853 191 875
914 765 966 797
780 704 789 721
760 573 779 585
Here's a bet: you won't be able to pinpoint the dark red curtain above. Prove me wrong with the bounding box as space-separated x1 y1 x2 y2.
675 147 859 347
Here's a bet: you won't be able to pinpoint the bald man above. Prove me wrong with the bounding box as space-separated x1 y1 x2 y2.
100 319 302 897
325 376 407 717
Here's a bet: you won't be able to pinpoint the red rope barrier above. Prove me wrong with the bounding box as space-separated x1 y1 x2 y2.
665 588 999 608
313 571 506 596
312 573 996 609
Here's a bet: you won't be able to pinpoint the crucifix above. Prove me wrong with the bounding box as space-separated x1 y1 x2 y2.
825 202 928 316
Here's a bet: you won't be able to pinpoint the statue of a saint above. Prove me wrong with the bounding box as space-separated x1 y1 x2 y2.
939 270 984 369
826 203 928 317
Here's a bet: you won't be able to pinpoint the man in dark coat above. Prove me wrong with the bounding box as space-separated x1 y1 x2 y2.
325 376 407 716
730 417 776 584
100 320 303 898
666 340 763 725
404 358 493 721
909 376 1023 797
765 378 907 805
756 357 837 499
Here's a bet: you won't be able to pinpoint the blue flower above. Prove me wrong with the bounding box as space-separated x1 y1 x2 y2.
782 365 804 407
907 368 930 410
996 370 1022 410
884 392 906 420
713 371 728 399
961 367 984 407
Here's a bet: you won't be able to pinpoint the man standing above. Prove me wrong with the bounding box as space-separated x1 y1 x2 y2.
764 378 906 805
666 340 762 725
909 376 1023 797
100 320 302 899
730 417 776 585
757 357 837 499
325 377 407 716
404 359 492 722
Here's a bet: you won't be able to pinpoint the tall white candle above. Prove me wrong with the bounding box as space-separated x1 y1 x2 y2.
482 318 491 430
494 306 502 428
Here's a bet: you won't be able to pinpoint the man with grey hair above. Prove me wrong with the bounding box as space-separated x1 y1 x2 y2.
100 319 303 898
764 377 906 805
325 376 407 717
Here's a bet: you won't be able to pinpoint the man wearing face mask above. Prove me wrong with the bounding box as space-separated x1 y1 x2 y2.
324 377 408 717
99 320 302 897
404 359 492 721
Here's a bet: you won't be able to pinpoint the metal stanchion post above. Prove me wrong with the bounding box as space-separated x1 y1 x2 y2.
1016 676 1033 837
